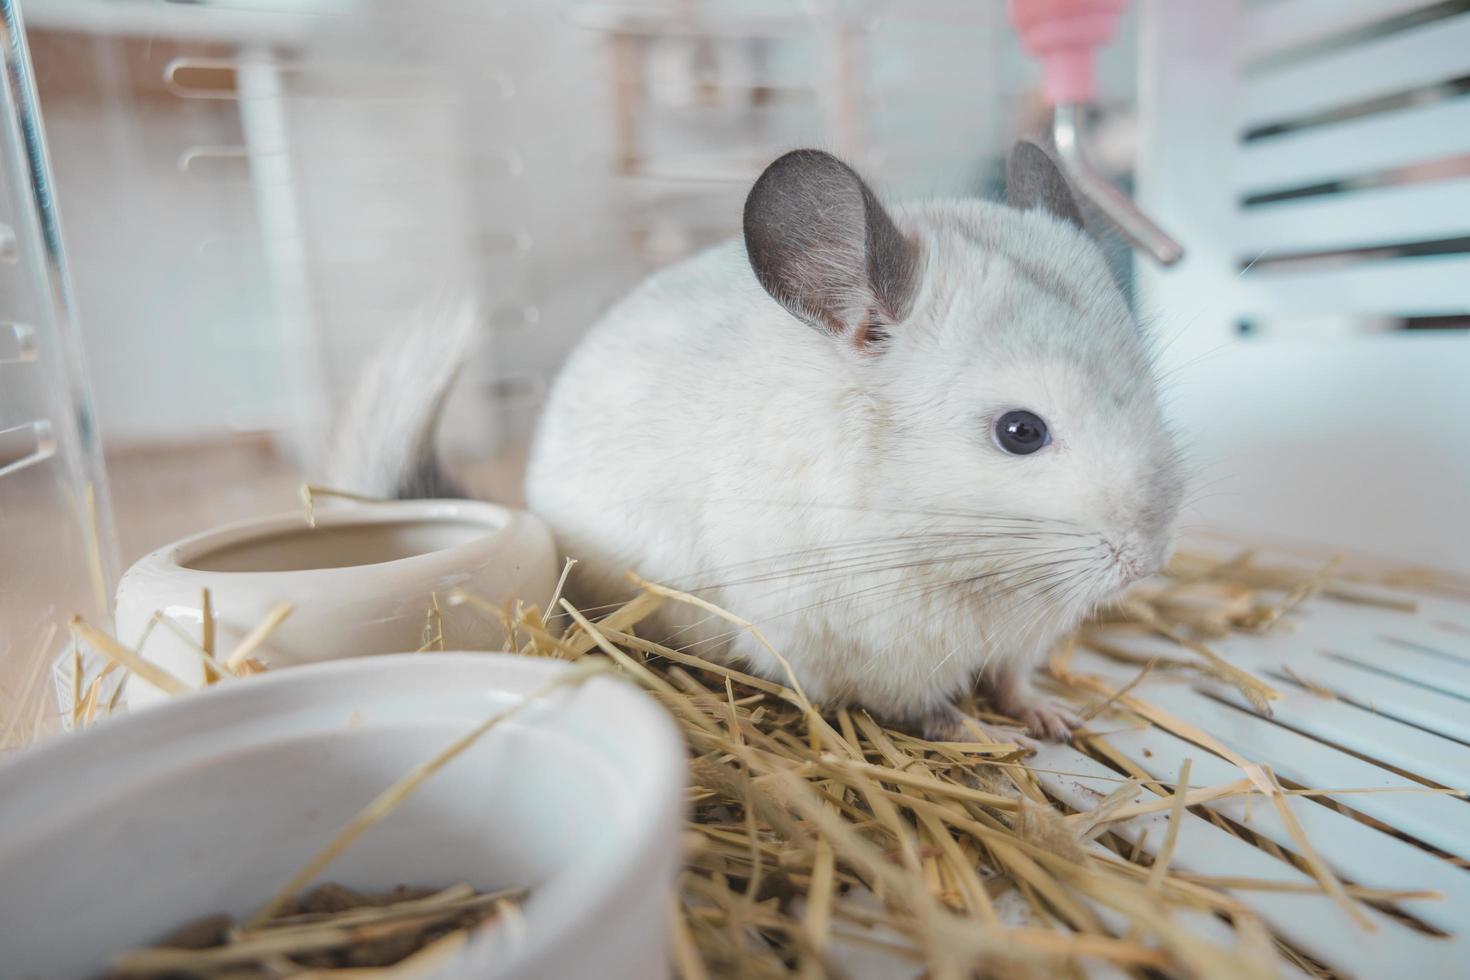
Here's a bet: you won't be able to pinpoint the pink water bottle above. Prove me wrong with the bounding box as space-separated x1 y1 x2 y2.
1007 0 1125 104
1005 0 1184 265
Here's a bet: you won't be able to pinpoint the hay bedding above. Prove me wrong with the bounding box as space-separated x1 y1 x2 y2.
65 502 1470 980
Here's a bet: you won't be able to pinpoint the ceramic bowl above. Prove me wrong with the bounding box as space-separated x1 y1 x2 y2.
0 653 686 979
115 499 558 706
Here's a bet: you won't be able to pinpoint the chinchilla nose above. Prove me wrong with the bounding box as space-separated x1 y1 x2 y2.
1105 533 1170 582
1105 469 1182 578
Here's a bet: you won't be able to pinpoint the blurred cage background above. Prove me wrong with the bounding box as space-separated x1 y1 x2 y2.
17 0 1140 461
2 0 1468 744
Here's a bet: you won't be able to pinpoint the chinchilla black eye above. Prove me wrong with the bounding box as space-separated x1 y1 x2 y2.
994 410 1050 456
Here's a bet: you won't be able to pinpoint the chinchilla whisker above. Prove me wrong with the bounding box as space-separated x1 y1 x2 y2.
633 496 1089 533
820 554 1091 636
535 532 1045 624
669 552 1082 655
678 537 1010 587
668 526 1091 583
660 542 1110 658
650 534 991 583
926 644 964 677
686 543 1100 593
732 546 1096 604
553 525 1097 615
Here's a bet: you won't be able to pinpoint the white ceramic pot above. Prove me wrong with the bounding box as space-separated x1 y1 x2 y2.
115 499 559 707
0 653 687 979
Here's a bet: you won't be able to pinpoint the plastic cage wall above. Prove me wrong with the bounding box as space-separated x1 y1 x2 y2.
1136 0 1470 573
20 0 1132 458
0 0 118 749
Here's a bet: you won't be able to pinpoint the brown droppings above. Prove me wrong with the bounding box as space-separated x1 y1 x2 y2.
156 914 232 951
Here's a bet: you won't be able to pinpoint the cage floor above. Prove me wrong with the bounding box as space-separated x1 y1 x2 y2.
1016 550 1470 977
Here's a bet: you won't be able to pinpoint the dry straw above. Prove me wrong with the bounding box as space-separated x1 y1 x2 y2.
68 529 1470 978
113 884 526 977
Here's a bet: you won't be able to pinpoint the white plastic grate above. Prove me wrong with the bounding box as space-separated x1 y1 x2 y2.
1026 552 1470 975
1133 0 1470 576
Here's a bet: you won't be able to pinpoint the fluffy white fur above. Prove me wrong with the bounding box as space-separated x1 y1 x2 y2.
326 296 479 500
526 198 1184 739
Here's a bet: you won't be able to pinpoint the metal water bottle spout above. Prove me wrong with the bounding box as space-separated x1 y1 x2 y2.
1007 0 1185 266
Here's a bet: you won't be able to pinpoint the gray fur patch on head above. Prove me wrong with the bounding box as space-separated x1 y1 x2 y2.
743 149 921 346
1006 141 1084 232
910 196 1160 416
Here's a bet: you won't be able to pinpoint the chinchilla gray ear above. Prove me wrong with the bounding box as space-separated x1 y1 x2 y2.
1006 140 1085 231
743 149 920 349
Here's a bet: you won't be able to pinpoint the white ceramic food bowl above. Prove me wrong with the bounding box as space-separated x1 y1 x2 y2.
115 499 558 707
0 654 686 979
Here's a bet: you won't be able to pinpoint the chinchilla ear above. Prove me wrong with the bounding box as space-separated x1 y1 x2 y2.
1007 140 1085 231
743 149 921 350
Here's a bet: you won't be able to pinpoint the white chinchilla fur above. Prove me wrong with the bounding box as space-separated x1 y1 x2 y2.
331 143 1184 740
